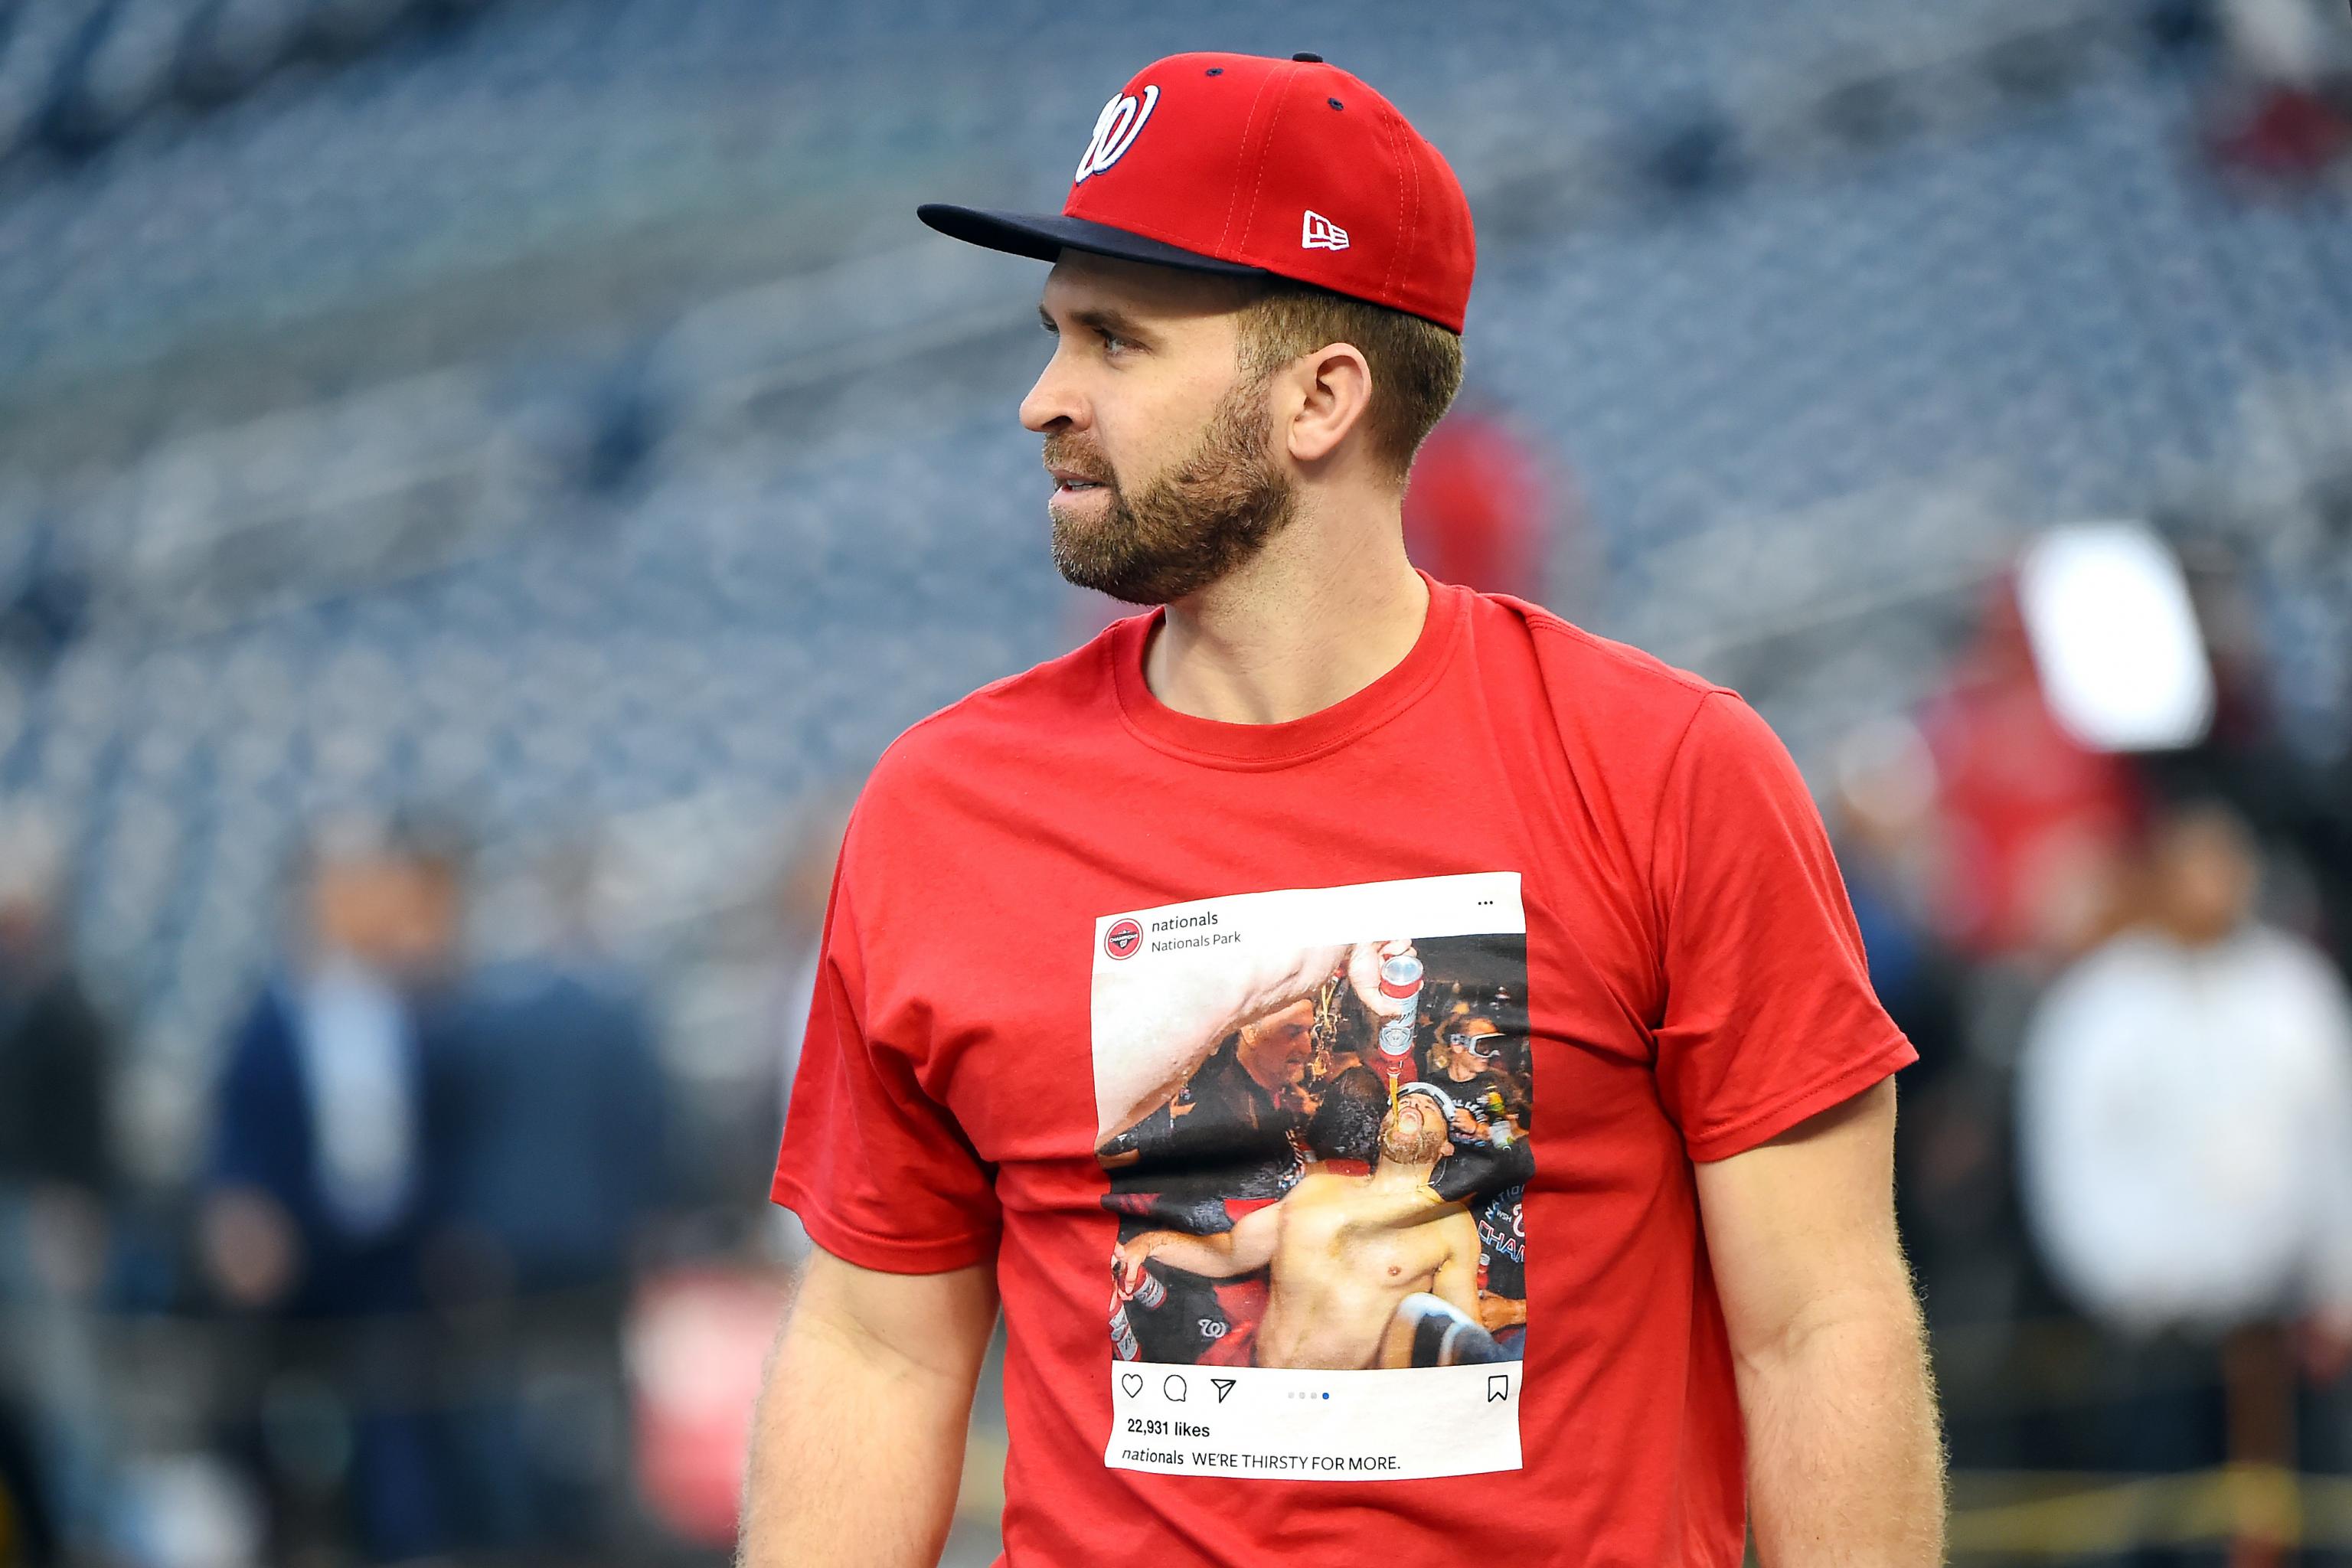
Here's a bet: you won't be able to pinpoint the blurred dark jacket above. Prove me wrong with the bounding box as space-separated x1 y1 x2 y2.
426 956 666 1294
0 959 111 1194
207 975 430 1317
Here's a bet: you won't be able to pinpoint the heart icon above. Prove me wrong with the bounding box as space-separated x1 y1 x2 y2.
1120 1373 1144 1398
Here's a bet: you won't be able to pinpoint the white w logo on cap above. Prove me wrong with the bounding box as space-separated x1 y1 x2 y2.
1302 209 1350 250
1075 85 1160 183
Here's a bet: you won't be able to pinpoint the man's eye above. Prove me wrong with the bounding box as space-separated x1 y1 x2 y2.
1099 331 1132 354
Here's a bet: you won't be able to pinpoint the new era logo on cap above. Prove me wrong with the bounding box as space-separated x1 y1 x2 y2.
1301 209 1349 251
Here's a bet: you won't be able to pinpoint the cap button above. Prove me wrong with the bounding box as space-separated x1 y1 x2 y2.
1292 52 1323 63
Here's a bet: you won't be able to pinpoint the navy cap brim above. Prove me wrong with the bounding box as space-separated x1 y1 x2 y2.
916 204 1270 278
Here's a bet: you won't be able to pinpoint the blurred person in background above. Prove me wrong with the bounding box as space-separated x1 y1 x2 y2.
424 835 668 1557
198 812 469 1562
2164 541 2352 987
1831 720 1965 1087
2208 0 2352 180
0 805 119 1562
1397 401 1563 606
2016 799 2352 1562
1920 580 2141 969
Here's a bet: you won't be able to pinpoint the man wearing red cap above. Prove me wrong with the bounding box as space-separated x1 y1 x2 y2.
742 51 1943 1568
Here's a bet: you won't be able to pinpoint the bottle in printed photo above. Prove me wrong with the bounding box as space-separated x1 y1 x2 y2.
1111 1296 1142 1361
1129 1263 1169 1310
1375 952 1424 1065
1110 1250 1164 1359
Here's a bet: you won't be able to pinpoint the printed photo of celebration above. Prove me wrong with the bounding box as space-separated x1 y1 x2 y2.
1096 930 1532 1372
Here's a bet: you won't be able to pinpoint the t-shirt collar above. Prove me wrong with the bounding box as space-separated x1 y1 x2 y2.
1107 570 1466 769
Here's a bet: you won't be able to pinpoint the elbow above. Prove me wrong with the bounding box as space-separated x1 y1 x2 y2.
1730 1282 1925 1383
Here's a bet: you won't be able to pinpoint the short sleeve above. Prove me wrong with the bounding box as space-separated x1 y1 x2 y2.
1651 692 1915 1161
769 848 1001 1272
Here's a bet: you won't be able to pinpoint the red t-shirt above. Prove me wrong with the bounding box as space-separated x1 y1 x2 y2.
773 576 1913 1567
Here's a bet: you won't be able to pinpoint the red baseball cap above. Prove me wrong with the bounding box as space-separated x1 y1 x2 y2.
919 51 1475 333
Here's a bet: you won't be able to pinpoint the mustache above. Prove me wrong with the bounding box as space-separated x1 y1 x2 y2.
1042 436 1113 485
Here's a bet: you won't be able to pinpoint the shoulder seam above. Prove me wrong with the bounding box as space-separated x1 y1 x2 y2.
1519 611 1728 698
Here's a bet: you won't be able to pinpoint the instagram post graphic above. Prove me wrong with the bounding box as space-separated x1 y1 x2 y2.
1090 874 1530 1480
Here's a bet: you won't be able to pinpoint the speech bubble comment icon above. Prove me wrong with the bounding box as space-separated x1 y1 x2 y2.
1163 1374 1187 1403
1120 1373 1143 1398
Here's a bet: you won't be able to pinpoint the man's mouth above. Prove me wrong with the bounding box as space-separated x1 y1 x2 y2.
1050 466 1109 495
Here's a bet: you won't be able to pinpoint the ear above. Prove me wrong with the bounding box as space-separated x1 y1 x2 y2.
1280 342 1374 466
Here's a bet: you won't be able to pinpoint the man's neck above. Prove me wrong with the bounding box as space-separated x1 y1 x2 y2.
1142 515 1428 726
1367 1161 1439 1194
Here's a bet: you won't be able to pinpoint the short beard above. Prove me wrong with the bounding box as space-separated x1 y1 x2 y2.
1377 1114 1447 1170
1047 373 1297 606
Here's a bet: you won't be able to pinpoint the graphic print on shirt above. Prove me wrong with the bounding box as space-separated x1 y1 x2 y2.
1092 873 1530 1481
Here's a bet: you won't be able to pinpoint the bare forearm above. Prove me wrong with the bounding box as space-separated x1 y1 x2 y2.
1138 1230 1244 1279
1735 1300 1945 1568
737 1294 986 1566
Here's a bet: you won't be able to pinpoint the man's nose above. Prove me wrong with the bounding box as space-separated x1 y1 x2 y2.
1020 351 1086 433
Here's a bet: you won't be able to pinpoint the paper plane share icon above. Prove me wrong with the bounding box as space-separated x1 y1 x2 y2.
1210 1377 1236 1403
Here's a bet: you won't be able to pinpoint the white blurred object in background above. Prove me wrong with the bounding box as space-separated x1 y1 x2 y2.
2017 521 2216 754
